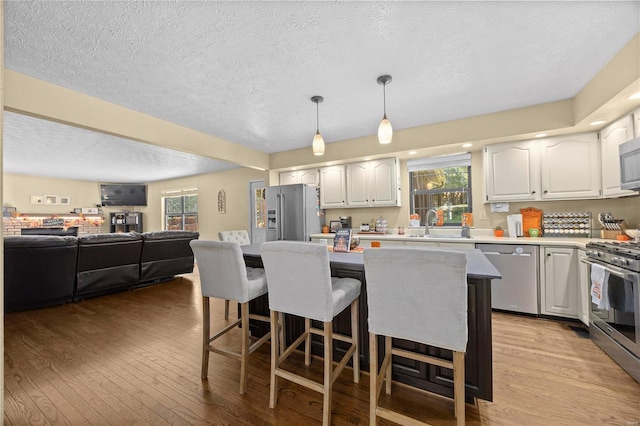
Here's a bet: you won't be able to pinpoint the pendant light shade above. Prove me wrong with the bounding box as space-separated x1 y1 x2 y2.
311 96 325 156
377 75 393 145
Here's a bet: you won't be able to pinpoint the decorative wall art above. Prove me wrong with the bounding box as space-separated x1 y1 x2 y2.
217 190 226 214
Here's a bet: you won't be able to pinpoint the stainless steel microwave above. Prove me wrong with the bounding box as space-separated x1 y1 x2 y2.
620 136 640 191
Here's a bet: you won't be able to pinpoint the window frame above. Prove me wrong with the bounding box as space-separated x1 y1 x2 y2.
408 155 472 227
163 193 198 231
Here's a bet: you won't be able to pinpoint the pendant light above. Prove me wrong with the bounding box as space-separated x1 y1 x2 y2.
377 75 393 145
311 95 325 156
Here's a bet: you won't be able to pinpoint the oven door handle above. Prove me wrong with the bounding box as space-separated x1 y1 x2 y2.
580 258 629 279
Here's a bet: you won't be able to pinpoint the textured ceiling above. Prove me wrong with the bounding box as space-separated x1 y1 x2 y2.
3 1 640 182
3 111 237 183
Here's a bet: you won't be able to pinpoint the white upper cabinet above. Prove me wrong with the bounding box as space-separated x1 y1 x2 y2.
484 133 601 202
635 107 640 138
346 162 369 207
346 158 400 207
539 133 601 200
484 140 540 202
279 168 319 186
319 166 347 208
279 171 298 185
600 114 635 198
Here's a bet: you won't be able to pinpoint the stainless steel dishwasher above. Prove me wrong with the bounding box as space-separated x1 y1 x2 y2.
476 244 539 315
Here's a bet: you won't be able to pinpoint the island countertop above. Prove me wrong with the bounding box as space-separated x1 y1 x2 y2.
310 230 603 249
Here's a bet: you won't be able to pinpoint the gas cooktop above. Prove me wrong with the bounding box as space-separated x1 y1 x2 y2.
586 240 640 272
587 241 640 256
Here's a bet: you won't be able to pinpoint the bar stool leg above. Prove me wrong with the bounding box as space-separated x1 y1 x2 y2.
224 299 230 320
369 331 378 426
351 299 360 383
201 296 210 379
239 302 250 394
322 321 333 426
385 336 392 395
453 351 465 426
305 317 312 366
278 312 285 354
269 310 279 409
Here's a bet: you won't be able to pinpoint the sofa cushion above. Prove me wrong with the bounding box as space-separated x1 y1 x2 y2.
4 235 78 312
139 231 199 284
76 232 143 300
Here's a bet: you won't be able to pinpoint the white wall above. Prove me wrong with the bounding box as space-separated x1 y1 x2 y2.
147 167 268 240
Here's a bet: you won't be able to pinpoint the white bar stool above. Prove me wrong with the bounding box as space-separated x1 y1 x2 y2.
260 240 361 426
364 247 468 425
218 230 252 320
190 240 270 394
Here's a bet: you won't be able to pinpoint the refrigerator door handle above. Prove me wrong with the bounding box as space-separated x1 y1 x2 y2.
280 194 286 240
275 194 281 240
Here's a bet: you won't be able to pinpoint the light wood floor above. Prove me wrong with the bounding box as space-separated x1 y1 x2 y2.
4 268 640 425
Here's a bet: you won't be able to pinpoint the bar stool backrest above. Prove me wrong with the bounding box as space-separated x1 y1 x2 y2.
364 248 468 352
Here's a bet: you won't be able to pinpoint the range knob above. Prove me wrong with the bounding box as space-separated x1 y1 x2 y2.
587 250 602 258
611 256 628 266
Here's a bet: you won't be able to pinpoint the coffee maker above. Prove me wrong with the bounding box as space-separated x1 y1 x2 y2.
339 216 352 230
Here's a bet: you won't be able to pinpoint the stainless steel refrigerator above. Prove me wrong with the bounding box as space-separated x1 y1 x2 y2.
266 184 323 241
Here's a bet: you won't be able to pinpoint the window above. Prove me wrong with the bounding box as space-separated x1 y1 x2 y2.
408 153 472 226
163 189 198 231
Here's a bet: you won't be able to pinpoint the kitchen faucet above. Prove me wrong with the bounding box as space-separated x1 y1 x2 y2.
424 209 438 238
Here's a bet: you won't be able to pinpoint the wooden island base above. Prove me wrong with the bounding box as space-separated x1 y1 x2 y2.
242 246 499 403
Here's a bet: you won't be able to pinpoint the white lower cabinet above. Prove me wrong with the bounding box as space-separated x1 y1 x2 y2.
577 249 589 326
540 247 579 318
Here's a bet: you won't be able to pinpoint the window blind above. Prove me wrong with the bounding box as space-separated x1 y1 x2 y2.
407 153 471 172
161 188 198 197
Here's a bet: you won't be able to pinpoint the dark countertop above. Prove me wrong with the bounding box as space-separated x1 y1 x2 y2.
241 244 501 280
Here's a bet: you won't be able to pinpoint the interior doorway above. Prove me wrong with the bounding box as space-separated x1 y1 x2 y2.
249 180 266 244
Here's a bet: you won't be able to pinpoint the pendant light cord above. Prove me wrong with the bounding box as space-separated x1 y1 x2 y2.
383 82 387 119
316 101 320 134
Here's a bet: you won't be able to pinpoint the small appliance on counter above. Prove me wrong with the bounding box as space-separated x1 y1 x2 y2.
506 214 523 237
339 216 352 230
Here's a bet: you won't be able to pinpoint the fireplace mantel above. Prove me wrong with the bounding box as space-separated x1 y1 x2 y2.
3 213 105 236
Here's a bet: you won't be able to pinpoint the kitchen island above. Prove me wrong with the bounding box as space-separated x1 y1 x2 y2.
241 244 501 403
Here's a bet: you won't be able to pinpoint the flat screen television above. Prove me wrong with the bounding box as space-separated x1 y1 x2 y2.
100 184 147 206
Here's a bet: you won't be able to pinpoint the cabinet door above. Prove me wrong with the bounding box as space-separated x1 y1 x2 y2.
346 162 369 207
541 247 578 318
319 166 347 208
484 141 539 202
369 158 400 206
279 171 298 185
540 133 600 200
601 115 635 198
298 169 319 186
635 107 640 138
577 250 589 326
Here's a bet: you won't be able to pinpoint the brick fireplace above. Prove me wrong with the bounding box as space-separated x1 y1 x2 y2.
3 214 105 236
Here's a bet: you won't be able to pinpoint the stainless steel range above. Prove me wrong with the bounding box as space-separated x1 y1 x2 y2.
584 240 640 382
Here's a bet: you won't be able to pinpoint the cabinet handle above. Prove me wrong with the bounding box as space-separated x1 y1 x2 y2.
544 190 548 194
531 191 536 194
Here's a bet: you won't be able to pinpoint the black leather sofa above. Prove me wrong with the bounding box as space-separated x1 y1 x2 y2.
75 232 144 300
139 230 200 285
4 235 78 312
4 230 199 311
